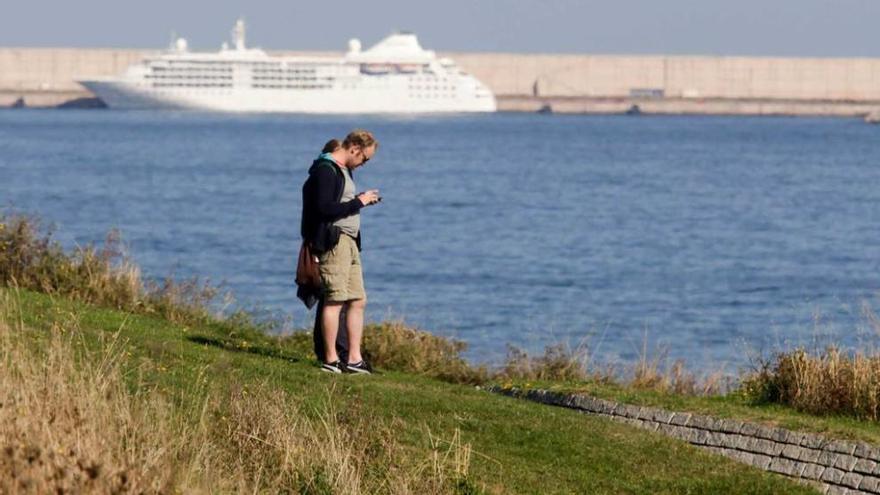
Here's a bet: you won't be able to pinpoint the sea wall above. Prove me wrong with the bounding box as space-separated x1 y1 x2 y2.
3 47 880 115
491 386 880 495
450 52 880 101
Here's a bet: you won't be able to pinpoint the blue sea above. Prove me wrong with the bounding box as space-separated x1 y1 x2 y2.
2 109 879 374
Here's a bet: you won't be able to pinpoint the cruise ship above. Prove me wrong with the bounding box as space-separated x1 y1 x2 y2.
78 20 496 113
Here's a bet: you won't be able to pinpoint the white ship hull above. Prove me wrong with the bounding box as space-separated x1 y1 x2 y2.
80 78 496 114
78 21 497 114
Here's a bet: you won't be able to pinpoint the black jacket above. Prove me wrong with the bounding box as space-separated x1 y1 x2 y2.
300 157 364 253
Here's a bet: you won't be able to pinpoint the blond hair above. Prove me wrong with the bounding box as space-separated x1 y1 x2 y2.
341 129 378 151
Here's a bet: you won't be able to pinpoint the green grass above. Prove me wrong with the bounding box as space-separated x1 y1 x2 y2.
500 378 880 446
1 287 820 494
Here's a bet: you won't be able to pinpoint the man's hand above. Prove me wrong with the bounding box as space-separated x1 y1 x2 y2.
358 190 381 206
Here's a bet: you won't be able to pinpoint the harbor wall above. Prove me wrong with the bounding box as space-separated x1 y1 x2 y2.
2 47 880 115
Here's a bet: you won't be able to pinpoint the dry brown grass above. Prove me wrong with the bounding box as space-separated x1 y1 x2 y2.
740 347 880 420
737 303 880 419
497 344 592 382
630 336 729 396
364 321 489 385
0 301 475 494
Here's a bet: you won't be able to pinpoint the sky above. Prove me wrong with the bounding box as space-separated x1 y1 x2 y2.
3 0 880 57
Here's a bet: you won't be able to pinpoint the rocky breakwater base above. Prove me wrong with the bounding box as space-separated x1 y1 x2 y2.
490 386 880 495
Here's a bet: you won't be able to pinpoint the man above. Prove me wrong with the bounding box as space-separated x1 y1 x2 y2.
301 129 380 374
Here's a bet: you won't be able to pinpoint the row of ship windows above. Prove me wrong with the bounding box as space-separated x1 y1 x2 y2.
152 67 233 73
152 83 233 88
410 87 458 92
252 76 330 82
252 84 332 90
147 75 232 80
253 69 318 74
163 60 321 68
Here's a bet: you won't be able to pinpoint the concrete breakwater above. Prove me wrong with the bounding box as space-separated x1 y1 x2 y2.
3 47 880 117
491 386 880 495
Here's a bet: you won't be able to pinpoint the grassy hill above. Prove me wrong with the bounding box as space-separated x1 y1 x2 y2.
0 287 817 494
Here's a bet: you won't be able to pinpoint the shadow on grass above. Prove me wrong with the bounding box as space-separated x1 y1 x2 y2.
187 335 301 363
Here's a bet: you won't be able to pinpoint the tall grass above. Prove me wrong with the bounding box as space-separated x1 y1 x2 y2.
740 347 880 420
0 294 476 494
0 213 219 324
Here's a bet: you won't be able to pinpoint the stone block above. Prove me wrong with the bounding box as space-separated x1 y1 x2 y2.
769 457 801 476
689 429 709 445
669 426 692 441
822 467 846 484
742 436 760 453
731 450 755 464
596 399 617 415
827 440 858 456
706 431 727 447
825 485 850 495
770 427 791 443
718 434 737 449
835 454 859 472
755 425 777 440
622 405 642 419
818 451 841 467
854 443 880 462
801 463 826 481
719 419 744 434
658 424 676 435
782 444 805 461
858 475 880 493
634 407 652 421
669 412 692 426
842 472 864 490
739 422 760 436
572 395 596 411
854 459 877 475
785 431 807 446
799 448 822 464
652 409 675 424
753 438 784 456
731 434 752 451
802 433 828 450
751 454 772 470
688 414 715 430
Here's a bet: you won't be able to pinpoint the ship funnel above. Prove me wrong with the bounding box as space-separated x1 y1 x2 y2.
233 18 246 50
348 38 361 54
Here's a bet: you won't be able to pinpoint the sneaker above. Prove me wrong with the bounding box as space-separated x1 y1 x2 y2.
344 360 372 374
320 361 343 374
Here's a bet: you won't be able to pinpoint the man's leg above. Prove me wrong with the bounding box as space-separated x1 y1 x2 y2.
321 301 344 363
346 298 366 364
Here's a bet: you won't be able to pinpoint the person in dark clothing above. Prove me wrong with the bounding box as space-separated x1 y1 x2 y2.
300 129 380 374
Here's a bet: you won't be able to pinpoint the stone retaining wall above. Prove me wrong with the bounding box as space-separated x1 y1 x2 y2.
489 386 880 495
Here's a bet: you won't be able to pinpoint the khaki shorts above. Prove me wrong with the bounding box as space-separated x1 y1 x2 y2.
318 234 366 302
